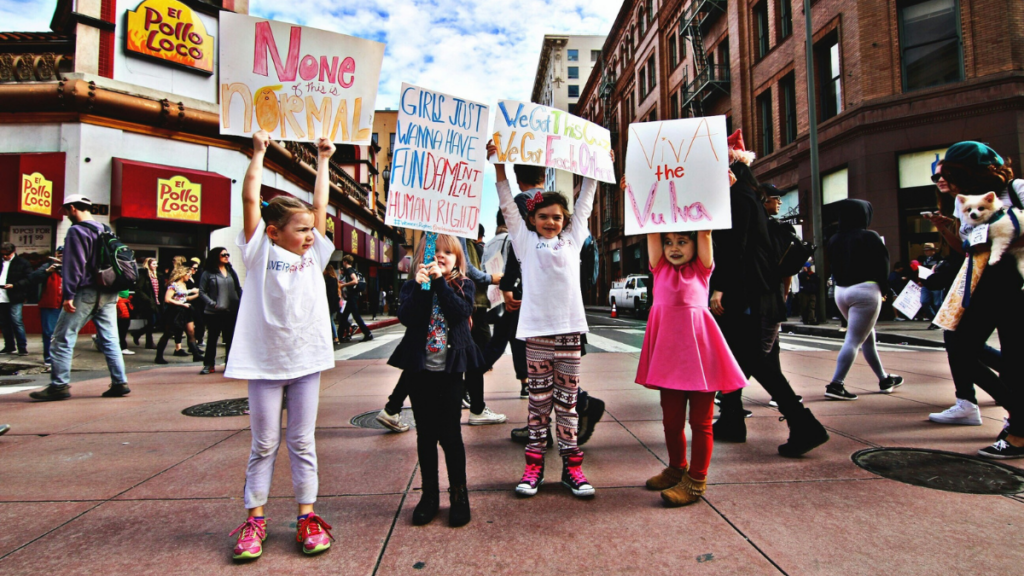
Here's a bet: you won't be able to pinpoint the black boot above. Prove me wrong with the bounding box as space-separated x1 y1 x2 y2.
712 411 747 443
778 407 830 457
412 488 440 526
448 484 471 527
154 351 168 365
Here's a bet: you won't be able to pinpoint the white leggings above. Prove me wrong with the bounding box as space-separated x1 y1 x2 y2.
831 283 888 384
243 372 321 509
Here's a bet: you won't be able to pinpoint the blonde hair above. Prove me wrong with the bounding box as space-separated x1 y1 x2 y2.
263 196 314 229
172 256 187 267
142 257 158 278
169 266 191 284
412 234 466 285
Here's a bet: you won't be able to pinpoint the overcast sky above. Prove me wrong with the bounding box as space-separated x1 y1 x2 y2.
0 0 620 240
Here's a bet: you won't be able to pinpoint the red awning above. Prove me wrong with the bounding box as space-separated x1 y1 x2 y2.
112 159 231 227
0 152 66 220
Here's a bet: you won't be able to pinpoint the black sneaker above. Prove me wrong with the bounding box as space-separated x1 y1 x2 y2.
0 348 15 354
361 333 374 342
510 426 553 447
520 382 529 398
825 383 858 401
173 349 188 357
879 374 904 394
578 397 604 446
101 384 131 398
977 439 1024 459
17 350 28 356
29 385 71 402
560 454 595 498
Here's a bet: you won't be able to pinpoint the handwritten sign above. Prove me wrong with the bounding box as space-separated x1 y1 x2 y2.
490 99 614 184
624 116 731 235
157 175 202 221
893 282 923 320
219 12 384 144
125 0 214 74
20 172 53 216
386 83 488 238
10 226 51 252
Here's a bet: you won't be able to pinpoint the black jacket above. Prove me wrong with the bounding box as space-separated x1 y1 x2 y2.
133 271 161 316
387 276 484 374
325 275 341 313
2 255 34 304
826 199 890 293
197 268 242 313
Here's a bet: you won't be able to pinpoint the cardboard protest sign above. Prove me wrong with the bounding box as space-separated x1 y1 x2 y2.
490 100 614 184
484 252 504 309
892 282 923 320
219 12 384 144
934 252 989 331
917 265 933 280
623 116 731 235
385 83 488 238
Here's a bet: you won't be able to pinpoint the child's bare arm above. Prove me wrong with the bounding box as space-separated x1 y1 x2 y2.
242 131 270 242
486 140 507 182
647 233 662 269
312 137 335 237
698 230 713 269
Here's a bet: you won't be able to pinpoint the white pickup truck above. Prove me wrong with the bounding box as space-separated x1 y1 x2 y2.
608 275 649 316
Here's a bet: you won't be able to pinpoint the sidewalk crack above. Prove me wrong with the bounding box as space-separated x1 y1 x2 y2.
372 461 417 575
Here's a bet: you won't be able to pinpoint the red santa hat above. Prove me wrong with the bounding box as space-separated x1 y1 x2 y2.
727 129 756 165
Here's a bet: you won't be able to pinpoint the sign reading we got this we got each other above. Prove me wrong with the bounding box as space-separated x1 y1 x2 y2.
385 83 489 239
624 116 732 235
491 100 615 184
219 12 384 144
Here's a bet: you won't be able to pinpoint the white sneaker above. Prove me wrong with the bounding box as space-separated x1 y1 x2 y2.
375 409 410 433
928 399 983 425
468 407 507 425
121 349 135 355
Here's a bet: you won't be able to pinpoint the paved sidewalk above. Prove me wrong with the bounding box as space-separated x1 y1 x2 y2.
0 347 1021 574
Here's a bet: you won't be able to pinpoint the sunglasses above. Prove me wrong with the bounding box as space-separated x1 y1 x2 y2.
220 253 230 258
931 173 944 183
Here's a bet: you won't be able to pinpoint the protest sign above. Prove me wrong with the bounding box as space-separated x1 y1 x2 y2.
484 252 505 309
219 12 384 144
385 83 488 238
490 100 614 184
917 265 933 280
623 116 731 235
893 282 923 320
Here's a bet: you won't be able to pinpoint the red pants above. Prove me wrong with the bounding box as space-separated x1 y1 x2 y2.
660 389 716 481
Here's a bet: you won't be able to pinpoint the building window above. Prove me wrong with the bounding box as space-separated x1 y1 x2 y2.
816 33 843 120
669 32 678 69
639 65 647 99
569 104 577 115
567 49 579 61
679 30 687 58
670 92 679 120
568 66 579 79
639 9 647 37
568 85 580 98
389 133 395 152
822 168 849 204
591 49 601 62
719 38 730 72
646 55 656 91
646 0 654 24
757 89 774 156
754 1 770 59
779 0 793 40
899 0 963 91
780 73 797 145
372 132 379 145
629 93 636 118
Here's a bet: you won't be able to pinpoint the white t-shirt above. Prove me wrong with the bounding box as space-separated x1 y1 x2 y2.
953 180 1024 241
224 218 335 380
497 178 596 340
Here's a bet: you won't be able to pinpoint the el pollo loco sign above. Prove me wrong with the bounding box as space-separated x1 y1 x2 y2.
157 175 201 221
21 172 53 216
125 0 214 74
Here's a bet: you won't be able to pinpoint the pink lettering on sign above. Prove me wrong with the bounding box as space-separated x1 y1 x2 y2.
252 22 357 88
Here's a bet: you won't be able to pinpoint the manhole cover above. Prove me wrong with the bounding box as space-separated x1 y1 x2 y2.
350 408 416 430
182 398 249 417
852 448 1024 494
0 379 33 386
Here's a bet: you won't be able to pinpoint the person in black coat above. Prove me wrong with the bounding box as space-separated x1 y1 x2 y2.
0 242 34 354
197 248 242 374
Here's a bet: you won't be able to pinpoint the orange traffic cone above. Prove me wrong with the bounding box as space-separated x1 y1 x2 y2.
611 303 617 318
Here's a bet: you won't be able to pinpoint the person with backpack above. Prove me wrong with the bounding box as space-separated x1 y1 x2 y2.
338 254 373 342
30 195 130 401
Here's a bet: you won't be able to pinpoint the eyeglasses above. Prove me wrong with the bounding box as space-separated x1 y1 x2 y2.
931 173 944 183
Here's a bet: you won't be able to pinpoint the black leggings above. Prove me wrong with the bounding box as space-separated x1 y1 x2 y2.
203 312 236 367
716 312 804 419
156 308 191 355
407 370 466 490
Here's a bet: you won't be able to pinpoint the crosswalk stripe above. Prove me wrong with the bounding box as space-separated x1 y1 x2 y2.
583 332 643 353
0 384 45 395
334 333 404 361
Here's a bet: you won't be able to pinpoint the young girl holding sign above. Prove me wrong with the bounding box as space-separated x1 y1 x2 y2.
387 234 482 527
635 222 747 506
486 140 602 498
227 131 336 560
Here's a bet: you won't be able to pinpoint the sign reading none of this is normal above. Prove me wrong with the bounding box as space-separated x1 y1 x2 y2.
386 83 488 238
624 116 731 235
157 175 201 221
491 100 614 184
219 12 385 144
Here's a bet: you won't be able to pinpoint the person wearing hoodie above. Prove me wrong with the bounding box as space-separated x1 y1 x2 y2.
824 199 904 400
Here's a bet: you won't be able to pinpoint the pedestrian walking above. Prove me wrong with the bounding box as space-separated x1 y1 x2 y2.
379 289 387 316
637 229 746 507
226 131 336 560
153 266 201 364
824 199 903 400
130 258 161 349
338 255 372 342
0 242 33 355
197 247 241 374
29 195 129 401
917 243 944 320
3 247 62 364
797 263 819 325
188 257 206 350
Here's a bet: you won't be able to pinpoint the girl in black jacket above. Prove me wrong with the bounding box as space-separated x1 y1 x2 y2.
387 234 483 528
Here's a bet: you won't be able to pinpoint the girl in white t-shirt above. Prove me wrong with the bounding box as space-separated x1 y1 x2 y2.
227 131 336 560
485 140 603 499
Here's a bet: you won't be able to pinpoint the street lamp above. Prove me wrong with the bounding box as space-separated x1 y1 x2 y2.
382 165 391 196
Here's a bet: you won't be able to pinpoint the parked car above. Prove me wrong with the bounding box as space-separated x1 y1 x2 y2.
608 275 649 317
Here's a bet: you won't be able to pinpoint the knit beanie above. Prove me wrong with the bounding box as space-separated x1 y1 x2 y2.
944 141 1004 169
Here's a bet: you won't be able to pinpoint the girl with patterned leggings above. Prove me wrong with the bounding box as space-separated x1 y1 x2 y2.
487 140 603 498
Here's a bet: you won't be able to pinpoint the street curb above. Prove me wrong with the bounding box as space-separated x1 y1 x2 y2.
781 323 945 349
366 318 400 331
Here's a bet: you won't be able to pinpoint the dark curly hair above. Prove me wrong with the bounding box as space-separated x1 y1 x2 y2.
940 159 1015 195
526 192 572 234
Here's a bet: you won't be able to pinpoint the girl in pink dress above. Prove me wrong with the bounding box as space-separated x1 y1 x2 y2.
636 229 747 507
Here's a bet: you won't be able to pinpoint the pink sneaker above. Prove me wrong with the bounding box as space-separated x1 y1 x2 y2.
296 513 334 555
230 517 267 560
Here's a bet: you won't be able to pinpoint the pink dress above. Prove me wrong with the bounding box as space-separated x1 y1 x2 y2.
635 256 748 392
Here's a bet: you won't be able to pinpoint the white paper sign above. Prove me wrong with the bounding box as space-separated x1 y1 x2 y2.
969 224 989 246
483 252 505 309
624 116 732 235
385 83 488 238
917 265 933 280
10 226 52 252
490 100 615 184
893 281 923 319
219 12 385 144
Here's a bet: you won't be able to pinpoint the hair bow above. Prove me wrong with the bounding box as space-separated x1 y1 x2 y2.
525 191 545 212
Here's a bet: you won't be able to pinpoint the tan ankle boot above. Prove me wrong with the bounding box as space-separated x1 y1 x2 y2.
661 472 706 507
645 466 686 490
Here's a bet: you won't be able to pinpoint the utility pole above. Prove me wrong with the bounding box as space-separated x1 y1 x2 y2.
804 0 826 321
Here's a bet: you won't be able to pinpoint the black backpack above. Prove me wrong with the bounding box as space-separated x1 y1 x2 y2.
346 267 367 296
77 222 138 291
580 235 599 290
769 220 815 277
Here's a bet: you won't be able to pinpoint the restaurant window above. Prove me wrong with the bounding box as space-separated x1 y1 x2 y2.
780 73 797 145
816 32 843 120
754 1 770 59
898 0 963 91
757 89 774 156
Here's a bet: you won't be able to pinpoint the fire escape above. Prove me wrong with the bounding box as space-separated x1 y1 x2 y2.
679 0 730 118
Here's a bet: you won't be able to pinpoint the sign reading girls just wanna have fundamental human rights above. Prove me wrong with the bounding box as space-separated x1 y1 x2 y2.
490 100 615 184
219 12 384 144
385 83 489 238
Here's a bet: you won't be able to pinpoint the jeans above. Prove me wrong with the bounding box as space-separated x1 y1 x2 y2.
338 298 370 337
920 287 944 319
408 370 467 490
39 307 60 362
0 302 27 352
50 287 127 387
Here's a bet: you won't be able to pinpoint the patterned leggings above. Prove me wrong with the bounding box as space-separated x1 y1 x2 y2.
525 333 582 457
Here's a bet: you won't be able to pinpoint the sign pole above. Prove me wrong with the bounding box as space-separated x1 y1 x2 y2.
804 0 826 321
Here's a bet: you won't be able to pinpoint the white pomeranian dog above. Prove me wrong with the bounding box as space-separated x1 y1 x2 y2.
958 192 1024 281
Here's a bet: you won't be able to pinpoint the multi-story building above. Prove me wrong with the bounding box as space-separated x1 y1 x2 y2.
579 0 1024 294
531 35 606 196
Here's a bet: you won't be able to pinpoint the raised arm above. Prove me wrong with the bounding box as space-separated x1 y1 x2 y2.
243 131 270 242
487 139 507 183
313 137 335 237
647 233 662 269
697 230 713 270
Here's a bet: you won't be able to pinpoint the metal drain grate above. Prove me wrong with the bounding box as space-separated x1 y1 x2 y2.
350 408 416 430
182 398 249 417
852 448 1024 495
